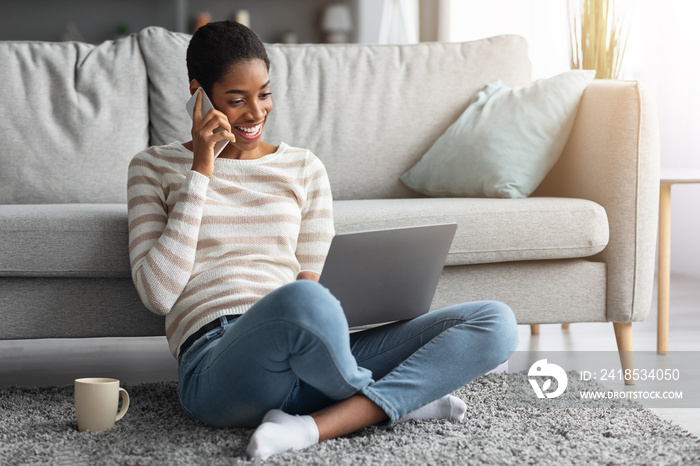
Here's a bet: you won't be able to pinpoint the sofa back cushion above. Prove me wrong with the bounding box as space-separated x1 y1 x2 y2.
0 36 149 204
137 27 193 150
139 27 532 200
266 39 532 200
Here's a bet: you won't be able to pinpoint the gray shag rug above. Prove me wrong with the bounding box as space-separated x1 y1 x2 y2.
1 372 699 465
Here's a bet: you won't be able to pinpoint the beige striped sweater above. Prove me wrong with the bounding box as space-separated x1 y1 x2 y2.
127 142 335 358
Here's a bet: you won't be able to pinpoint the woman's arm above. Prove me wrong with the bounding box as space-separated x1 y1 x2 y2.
128 91 234 315
127 152 209 315
295 155 335 281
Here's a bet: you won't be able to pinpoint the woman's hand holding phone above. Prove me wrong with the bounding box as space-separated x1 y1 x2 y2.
188 88 236 177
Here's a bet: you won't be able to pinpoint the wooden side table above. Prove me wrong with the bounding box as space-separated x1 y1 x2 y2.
657 170 700 354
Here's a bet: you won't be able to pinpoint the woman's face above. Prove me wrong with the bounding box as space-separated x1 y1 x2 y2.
209 59 273 155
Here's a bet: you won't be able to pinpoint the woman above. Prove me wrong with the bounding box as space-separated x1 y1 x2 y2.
127 20 519 460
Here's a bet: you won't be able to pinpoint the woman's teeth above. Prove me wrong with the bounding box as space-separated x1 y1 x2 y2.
235 124 262 136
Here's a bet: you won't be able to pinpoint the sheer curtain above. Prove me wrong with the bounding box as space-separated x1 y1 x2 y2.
447 0 700 277
357 0 419 44
379 0 419 44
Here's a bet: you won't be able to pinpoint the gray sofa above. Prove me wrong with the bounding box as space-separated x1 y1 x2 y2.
0 27 659 358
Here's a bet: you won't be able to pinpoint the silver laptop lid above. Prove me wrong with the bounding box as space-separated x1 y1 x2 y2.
319 223 457 328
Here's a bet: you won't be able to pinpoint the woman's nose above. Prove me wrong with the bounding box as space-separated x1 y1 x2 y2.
248 101 266 121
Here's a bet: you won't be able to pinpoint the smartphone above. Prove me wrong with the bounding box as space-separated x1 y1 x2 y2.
185 88 229 157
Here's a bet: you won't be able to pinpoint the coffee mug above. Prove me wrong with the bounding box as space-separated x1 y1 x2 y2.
74 378 129 432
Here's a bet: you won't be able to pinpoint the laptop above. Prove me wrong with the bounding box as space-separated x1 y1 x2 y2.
319 223 457 328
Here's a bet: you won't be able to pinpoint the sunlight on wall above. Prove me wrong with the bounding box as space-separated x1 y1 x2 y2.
448 0 570 80
627 0 700 167
631 0 700 279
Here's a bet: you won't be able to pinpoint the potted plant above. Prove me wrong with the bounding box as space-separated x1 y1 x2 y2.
569 0 629 79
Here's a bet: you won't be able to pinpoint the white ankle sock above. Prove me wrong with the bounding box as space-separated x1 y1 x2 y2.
246 409 319 460
397 395 467 423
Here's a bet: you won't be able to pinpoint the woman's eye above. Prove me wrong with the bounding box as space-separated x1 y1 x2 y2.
260 92 272 100
229 100 244 106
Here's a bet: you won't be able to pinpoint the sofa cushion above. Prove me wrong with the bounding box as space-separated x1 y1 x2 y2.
399 70 596 199
0 204 130 277
0 197 607 278
333 197 609 266
0 36 150 204
135 27 533 201
265 37 532 201
136 27 192 148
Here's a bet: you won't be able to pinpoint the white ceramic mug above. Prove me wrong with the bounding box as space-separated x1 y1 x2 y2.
74 378 129 432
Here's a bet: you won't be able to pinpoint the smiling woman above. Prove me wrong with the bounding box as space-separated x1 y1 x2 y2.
186 59 274 163
125 19 518 461
217 72 271 143
183 21 276 165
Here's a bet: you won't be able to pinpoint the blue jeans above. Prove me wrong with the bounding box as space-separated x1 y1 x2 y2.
177 280 518 428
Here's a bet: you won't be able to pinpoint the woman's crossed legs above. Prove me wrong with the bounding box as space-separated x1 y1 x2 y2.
177 280 519 459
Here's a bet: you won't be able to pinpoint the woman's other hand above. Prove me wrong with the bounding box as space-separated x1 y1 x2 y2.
190 90 236 177
296 271 320 282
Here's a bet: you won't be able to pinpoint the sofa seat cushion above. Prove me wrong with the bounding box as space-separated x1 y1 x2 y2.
0 204 130 278
333 197 609 266
0 197 608 278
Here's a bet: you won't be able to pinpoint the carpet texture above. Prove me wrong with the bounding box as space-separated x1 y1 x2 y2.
1 372 699 465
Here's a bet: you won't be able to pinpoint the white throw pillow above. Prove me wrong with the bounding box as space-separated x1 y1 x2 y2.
400 70 596 198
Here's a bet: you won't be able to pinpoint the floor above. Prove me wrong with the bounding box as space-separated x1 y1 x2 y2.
506 273 700 437
1 274 699 435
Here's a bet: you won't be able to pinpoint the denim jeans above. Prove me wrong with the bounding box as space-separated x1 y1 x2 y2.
177 280 518 428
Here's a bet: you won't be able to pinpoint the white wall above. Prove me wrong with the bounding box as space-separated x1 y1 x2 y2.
448 0 700 278
631 0 700 279
449 0 570 79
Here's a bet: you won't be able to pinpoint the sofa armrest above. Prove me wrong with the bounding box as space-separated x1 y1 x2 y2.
533 80 660 323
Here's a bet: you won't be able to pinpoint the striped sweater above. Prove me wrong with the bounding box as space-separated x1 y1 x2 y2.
127 142 335 358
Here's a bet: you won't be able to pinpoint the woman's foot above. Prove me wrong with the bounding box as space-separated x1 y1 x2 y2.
246 395 465 459
246 409 319 459
397 395 467 423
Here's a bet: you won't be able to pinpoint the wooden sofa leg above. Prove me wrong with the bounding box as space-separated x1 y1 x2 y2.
561 323 570 330
530 324 540 335
613 322 636 385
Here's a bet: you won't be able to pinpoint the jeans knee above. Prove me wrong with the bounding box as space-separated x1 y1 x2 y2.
480 300 519 353
268 280 347 329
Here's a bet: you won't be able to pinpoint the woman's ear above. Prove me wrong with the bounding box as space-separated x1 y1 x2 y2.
189 79 202 96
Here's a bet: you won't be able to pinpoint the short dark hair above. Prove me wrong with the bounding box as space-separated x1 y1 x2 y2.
186 20 270 95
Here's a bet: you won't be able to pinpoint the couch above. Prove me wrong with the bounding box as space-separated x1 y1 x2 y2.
0 27 659 361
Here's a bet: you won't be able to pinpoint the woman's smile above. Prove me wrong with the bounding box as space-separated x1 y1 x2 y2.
233 122 264 141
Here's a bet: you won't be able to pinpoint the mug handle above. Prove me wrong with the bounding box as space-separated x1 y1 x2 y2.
115 388 130 422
